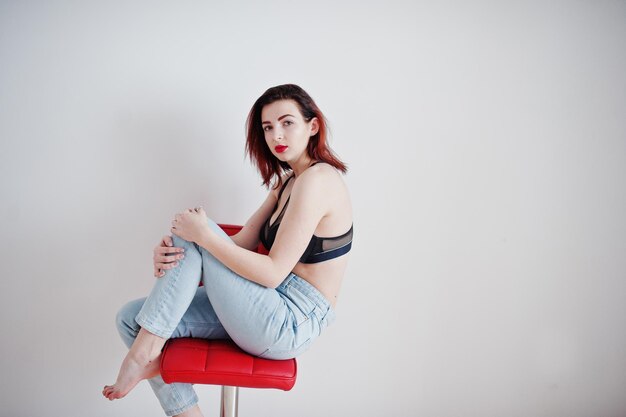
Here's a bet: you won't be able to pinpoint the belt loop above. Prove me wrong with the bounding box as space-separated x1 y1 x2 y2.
285 272 295 289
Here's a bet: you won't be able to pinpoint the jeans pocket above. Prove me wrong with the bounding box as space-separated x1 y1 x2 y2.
285 285 316 328
257 315 316 360
291 306 313 328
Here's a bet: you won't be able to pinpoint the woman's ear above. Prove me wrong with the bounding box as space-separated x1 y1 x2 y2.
309 117 320 136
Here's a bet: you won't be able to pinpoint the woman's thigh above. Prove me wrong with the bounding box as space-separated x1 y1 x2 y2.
199 219 288 354
169 287 230 340
117 288 229 341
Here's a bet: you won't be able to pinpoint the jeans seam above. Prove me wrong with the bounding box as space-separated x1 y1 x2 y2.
157 251 186 320
164 390 199 416
136 248 190 338
172 382 190 413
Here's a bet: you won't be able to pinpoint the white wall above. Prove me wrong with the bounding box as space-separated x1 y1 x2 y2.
1 1 625 416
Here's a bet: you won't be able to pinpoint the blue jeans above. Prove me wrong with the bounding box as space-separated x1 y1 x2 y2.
115 217 336 416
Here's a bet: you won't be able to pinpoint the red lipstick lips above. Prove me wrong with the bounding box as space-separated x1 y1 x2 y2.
275 145 288 153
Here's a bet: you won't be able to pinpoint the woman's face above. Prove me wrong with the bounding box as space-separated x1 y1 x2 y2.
261 99 318 164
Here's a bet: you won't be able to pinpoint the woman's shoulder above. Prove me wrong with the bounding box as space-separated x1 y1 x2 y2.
296 162 347 195
303 161 343 180
298 162 351 220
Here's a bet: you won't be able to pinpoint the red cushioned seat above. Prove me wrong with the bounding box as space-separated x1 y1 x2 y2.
160 338 297 390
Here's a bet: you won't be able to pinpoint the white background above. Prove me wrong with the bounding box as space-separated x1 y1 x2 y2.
1 1 625 416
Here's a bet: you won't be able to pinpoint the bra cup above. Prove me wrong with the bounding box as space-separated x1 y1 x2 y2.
259 170 353 261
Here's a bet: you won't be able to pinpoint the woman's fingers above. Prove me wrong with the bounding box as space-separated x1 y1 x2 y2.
160 235 173 247
156 254 183 265
153 245 183 257
154 247 184 260
154 259 179 278
157 262 178 271
153 238 184 278
154 260 179 278
154 259 182 272
156 256 183 264
158 245 185 254
154 248 184 265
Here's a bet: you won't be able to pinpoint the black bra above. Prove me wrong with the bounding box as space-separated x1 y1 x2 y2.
259 168 353 264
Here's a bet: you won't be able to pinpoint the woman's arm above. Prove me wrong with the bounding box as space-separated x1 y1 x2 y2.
196 168 330 288
229 190 278 250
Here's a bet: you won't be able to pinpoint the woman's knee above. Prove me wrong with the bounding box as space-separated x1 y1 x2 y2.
171 233 198 250
171 217 233 245
203 218 236 244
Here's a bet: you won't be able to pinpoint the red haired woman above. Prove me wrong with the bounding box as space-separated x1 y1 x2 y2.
103 84 353 417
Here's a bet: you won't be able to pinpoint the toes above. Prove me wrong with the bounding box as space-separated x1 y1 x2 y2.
102 385 124 401
103 385 115 398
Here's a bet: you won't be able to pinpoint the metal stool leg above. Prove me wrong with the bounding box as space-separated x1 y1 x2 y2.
220 386 239 417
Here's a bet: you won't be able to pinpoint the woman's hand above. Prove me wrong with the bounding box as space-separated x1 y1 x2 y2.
153 235 185 278
170 207 210 244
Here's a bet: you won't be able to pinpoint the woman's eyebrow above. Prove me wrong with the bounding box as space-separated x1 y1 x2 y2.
262 114 295 124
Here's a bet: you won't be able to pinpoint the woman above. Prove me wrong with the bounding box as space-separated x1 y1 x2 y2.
102 84 353 417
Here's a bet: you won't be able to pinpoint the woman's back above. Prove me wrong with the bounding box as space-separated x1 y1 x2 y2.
271 162 352 307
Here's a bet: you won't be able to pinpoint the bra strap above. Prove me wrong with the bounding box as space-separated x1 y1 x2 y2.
275 175 294 204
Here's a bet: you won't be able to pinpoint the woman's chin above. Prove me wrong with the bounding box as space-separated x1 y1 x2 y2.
274 154 290 163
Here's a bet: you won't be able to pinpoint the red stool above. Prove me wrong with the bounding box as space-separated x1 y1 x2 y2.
159 224 297 417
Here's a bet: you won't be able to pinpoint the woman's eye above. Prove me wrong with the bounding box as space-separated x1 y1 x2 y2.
263 120 291 131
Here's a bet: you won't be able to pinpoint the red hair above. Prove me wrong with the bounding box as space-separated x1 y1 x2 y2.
245 84 347 189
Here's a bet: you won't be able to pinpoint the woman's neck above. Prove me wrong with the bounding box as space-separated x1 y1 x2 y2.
289 155 315 178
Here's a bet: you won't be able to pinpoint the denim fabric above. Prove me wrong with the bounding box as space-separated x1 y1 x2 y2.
115 217 335 416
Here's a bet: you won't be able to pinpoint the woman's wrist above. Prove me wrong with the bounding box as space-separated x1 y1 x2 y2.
196 224 215 248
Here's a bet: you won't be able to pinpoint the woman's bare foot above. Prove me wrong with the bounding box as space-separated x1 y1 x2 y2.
102 327 166 400
102 351 161 400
